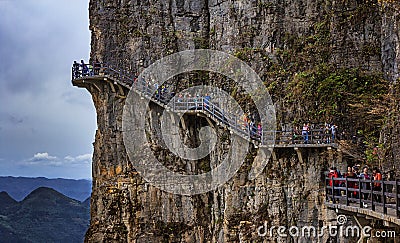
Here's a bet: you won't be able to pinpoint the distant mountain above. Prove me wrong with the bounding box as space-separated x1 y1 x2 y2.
0 191 18 215
0 176 91 201
0 187 90 243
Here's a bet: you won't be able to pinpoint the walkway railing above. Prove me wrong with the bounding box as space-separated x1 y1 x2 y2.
326 176 400 218
72 62 338 147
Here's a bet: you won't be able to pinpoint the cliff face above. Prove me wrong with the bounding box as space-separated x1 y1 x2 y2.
84 0 400 242
381 3 400 173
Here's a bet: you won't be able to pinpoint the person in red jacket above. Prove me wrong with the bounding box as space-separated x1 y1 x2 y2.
327 167 340 201
372 167 383 203
344 166 357 198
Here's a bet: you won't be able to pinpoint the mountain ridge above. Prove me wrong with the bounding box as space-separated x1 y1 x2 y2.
0 176 91 201
0 187 89 243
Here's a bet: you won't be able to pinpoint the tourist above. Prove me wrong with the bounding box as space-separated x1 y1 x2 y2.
93 59 101 75
154 83 160 100
242 113 249 131
327 167 340 202
324 123 331 143
177 93 183 103
372 167 382 203
302 123 309 144
194 94 200 109
353 165 360 176
161 85 167 96
81 60 89 76
88 63 94 76
344 166 358 198
204 94 211 109
250 120 257 138
331 124 338 142
359 167 371 207
292 126 299 144
73 61 80 79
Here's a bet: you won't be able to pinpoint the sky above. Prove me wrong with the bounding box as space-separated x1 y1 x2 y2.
0 0 95 179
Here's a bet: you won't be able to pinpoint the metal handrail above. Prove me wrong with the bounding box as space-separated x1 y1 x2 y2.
326 176 400 218
72 62 338 146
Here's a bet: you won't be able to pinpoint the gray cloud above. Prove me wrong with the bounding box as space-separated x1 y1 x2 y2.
8 115 25 125
0 0 95 179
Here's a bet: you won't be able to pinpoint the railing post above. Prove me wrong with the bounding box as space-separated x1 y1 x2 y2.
359 177 362 208
291 129 294 144
396 180 400 218
261 130 264 145
371 176 375 211
332 178 335 204
345 177 349 206
235 115 237 130
325 176 329 202
382 180 387 214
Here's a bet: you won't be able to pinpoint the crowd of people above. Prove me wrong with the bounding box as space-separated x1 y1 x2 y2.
72 60 101 79
240 113 263 139
294 123 338 144
327 165 383 207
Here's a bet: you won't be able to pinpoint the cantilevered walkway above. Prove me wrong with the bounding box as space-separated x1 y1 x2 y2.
71 62 338 149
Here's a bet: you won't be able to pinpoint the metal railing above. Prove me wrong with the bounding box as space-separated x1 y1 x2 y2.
326 176 400 218
72 62 338 147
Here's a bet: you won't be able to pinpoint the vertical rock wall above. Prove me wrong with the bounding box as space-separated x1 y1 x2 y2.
381 2 400 173
84 0 400 242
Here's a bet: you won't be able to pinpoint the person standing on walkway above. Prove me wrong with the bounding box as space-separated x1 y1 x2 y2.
81 60 89 76
328 167 340 202
372 167 382 203
331 124 338 142
324 123 331 143
93 59 101 75
344 166 357 198
204 94 211 110
359 167 371 207
302 123 309 144
257 123 262 138
73 61 80 79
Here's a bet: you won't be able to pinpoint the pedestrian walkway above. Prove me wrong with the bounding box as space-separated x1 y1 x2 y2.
72 62 338 149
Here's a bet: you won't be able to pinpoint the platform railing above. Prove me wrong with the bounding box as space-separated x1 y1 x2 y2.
326 176 400 218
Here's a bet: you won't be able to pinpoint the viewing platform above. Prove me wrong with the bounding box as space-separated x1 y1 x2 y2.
325 177 400 226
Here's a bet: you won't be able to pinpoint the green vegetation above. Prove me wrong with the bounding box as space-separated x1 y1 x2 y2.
287 65 387 117
0 188 89 243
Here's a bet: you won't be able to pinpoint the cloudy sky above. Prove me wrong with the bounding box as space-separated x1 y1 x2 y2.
0 0 95 179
